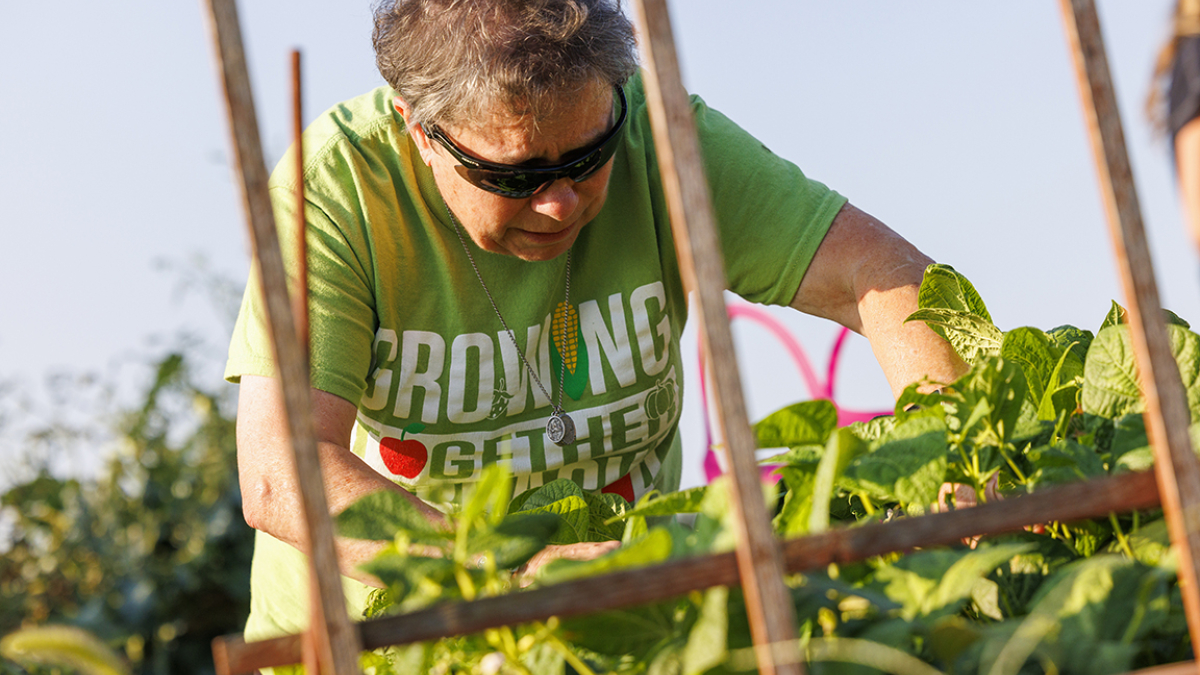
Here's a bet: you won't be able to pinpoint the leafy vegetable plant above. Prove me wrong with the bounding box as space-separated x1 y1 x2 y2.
338 264 1199 674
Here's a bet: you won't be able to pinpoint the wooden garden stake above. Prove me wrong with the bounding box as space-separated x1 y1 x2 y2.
198 3 1200 673
211 467 1164 674
201 1 361 673
1059 0 1200 665
292 49 310 366
631 1 802 673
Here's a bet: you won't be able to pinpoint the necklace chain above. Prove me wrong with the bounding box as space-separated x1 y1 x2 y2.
446 206 571 415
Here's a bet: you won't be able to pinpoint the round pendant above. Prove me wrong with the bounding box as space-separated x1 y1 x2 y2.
546 411 576 446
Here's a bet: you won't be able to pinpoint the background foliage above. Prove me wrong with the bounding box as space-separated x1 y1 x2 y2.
0 351 253 675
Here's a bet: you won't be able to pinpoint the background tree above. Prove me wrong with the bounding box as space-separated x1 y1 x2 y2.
0 350 254 675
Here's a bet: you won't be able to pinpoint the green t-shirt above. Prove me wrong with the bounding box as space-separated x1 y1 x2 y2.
225 72 845 652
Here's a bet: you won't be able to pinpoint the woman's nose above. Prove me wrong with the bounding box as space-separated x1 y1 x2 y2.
528 178 579 221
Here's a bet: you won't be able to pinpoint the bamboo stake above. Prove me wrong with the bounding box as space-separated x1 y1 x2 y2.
1129 663 1200 675
292 49 310 366
630 1 800 673
290 48 324 675
1058 1 1200 666
211 468 1162 675
201 2 361 673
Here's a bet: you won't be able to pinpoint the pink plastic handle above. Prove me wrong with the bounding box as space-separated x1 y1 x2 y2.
700 302 892 483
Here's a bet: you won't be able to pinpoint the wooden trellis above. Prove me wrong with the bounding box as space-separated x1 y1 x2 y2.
201 0 1200 673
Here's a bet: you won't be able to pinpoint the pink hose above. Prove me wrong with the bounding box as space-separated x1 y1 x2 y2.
700 303 892 483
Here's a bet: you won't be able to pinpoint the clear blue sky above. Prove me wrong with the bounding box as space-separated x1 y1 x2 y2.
0 1 1191 488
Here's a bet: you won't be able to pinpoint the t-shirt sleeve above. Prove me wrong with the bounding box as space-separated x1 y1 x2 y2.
224 167 378 406
694 98 847 307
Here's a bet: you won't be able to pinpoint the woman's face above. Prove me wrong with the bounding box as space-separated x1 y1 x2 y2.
405 80 618 262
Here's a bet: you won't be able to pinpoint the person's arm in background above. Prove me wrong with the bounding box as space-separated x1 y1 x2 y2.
235 374 447 587
1177 117 1200 254
790 202 969 396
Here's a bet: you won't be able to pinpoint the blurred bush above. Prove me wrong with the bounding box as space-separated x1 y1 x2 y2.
1 351 253 675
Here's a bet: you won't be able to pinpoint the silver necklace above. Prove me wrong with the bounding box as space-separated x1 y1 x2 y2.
446 207 577 446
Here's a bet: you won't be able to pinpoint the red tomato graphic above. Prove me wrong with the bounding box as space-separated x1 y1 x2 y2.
602 473 635 503
379 423 427 478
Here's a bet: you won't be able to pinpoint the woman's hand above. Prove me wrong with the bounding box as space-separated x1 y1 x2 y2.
513 541 621 587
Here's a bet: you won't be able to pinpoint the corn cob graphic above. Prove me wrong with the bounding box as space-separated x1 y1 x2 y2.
551 301 580 374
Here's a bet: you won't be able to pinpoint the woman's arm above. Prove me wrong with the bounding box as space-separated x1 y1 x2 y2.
235 374 447 586
790 202 969 397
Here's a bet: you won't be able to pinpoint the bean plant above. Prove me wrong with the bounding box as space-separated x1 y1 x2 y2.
338 264 1199 675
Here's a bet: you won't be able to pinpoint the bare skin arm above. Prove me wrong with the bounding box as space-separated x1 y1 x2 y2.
790 202 969 396
1176 117 1200 255
236 374 446 587
236 374 612 584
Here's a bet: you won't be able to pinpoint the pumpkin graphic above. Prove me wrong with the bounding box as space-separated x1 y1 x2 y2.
643 376 677 421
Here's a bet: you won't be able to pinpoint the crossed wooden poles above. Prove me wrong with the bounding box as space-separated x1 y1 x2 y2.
202 0 1200 673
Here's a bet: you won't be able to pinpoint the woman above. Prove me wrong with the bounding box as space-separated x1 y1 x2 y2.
225 0 966 657
1150 0 1200 255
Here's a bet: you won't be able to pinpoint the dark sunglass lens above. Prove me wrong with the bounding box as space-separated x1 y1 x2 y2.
461 166 549 198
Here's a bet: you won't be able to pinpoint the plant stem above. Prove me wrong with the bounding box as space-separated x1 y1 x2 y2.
455 565 477 601
997 443 1028 485
544 632 597 675
1109 513 1136 559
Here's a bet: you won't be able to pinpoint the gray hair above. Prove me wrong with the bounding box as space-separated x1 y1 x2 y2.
373 0 639 130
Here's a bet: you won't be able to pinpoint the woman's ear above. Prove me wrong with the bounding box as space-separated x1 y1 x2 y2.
394 96 435 167
392 95 410 119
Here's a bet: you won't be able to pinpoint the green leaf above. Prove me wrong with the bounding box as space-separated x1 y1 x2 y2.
358 551 455 604
510 479 599 544
1025 439 1106 489
893 384 949 425
810 428 868 533
1108 413 1151 473
582 490 628 541
683 586 729 675
1101 301 1127 331
774 466 818 537
955 356 1029 447
907 264 1002 364
760 443 824 469
558 600 683 664
1102 301 1191 331
918 263 994 322
1000 327 1059 407
523 494 590 545
1109 517 1173 568
802 637 945 675
839 416 949 507
926 543 1036 621
0 626 131 675
906 308 1004 365
622 513 648 545
459 463 511 528
869 543 1033 622
336 490 443 542
1175 324 1200 420
849 413 900 443
928 616 983 666
619 485 708 520
1083 325 1145 419
536 527 673 584
988 555 1138 675
753 399 838 448
1047 324 1094 360
1083 323 1200 421
465 512 561 569
513 478 585 512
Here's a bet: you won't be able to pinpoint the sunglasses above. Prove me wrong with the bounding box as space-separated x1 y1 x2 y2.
421 85 627 199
